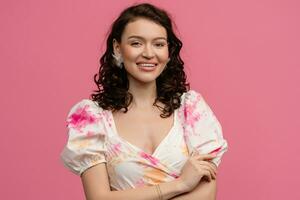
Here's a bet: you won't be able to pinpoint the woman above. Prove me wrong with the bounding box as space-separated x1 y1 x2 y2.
60 3 228 200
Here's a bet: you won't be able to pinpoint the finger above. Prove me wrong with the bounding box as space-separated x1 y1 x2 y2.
192 152 216 158
201 168 213 181
206 161 218 176
199 160 217 173
197 163 215 180
193 153 217 161
191 150 200 156
196 166 212 182
197 161 217 179
209 161 218 172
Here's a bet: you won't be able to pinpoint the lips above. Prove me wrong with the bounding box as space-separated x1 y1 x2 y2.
136 62 158 72
136 62 158 67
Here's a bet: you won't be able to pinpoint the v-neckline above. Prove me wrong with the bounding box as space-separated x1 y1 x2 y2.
108 108 178 157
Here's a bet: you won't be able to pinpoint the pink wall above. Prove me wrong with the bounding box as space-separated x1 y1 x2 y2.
1 0 299 199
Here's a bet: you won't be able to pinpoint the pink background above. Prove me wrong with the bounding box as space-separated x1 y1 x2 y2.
1 0 299 199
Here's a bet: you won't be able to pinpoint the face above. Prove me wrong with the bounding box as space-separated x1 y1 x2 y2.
113 18 169 84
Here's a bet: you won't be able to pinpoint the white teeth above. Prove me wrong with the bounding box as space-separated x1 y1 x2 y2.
138 63 155 67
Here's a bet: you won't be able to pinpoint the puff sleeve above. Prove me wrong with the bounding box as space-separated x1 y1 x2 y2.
182 90 228 167
60 99 107 176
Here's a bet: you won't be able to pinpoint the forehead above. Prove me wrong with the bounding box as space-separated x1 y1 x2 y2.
122 18 167 40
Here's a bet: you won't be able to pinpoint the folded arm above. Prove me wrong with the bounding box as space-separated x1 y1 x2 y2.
170 179 217 200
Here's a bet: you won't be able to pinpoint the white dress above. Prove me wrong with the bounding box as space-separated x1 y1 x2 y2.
60 90 228 190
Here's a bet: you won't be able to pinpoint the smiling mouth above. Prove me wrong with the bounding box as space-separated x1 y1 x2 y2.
136 63 158 67
136 63 158 72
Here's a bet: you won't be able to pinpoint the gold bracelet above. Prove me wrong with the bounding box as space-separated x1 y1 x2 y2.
155 185 160 200
155 184 163 200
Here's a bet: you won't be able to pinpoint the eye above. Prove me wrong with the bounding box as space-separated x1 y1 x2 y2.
154 42 167 48
131 42 142 47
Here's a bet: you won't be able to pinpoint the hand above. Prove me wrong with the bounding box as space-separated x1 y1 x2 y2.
177 152 217 193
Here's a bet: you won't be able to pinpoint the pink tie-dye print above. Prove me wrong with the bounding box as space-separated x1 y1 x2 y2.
183 93 202 129
113 143 122 154
60 90 228 191
66 104 99 132
140 152 159 166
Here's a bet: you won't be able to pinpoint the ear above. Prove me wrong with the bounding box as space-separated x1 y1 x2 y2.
113 39 121 55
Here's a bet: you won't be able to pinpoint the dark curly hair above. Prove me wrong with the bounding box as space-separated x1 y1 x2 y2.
91 3 190 118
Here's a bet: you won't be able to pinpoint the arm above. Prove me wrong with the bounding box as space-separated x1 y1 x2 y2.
170 179 217 200
170 162 218 200
81 163 187 200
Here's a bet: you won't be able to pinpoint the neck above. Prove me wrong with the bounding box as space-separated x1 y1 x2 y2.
127 78 157 110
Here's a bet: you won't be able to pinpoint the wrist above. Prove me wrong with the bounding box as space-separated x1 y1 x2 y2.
173 178 189 193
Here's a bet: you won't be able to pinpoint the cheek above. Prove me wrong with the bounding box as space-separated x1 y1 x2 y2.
121 46 169 62
157 49 169 61
122 46 140 60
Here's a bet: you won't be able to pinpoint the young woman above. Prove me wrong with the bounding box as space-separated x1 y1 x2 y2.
60 3 228 200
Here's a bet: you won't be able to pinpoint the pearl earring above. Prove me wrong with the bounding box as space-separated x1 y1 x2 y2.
112 53 123 68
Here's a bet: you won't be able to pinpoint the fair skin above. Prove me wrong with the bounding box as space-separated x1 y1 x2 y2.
81 18 218 200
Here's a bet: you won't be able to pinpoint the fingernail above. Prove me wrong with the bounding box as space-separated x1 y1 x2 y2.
212 153 217 157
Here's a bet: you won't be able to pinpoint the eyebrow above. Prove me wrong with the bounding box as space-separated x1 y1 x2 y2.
127 35 167 41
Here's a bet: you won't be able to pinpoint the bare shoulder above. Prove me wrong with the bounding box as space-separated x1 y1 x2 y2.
81 163 111 199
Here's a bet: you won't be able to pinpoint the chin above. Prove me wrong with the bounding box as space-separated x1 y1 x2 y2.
128 74 160 84
126 68 163 84
136 77 158 84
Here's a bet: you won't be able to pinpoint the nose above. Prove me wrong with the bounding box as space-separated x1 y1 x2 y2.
142 44 155 58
